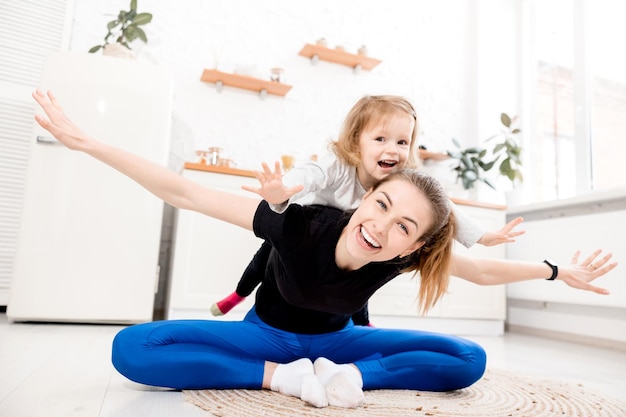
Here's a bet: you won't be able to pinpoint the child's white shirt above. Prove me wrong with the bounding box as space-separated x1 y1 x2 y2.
271 154 366 213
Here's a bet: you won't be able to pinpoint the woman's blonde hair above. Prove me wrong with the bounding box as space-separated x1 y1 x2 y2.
372 169 455 314
331 95 419 168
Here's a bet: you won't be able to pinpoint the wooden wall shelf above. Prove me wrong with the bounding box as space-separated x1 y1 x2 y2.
184 162 255 178
298 43 382 71
200 69 292 98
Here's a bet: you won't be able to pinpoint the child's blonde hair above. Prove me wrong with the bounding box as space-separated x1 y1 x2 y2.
331 95 419 168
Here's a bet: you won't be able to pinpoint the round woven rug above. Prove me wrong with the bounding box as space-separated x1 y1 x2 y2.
183 369 626 417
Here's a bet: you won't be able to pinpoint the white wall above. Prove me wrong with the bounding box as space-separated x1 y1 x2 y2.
66 0 518 172
57 0 524 318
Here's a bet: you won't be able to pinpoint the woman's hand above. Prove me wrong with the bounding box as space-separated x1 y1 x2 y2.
241 161 304 204
557 249 617 295
32 90 94 151
452 248 617 292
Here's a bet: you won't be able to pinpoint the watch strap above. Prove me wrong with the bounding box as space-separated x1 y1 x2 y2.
543 258 558 281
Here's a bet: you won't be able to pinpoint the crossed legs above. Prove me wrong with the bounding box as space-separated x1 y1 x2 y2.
112 309 486 408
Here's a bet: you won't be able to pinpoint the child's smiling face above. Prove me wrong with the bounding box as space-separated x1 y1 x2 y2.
356 111 415 190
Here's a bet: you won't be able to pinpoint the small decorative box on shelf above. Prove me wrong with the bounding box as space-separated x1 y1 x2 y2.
298 43 382 72
200 69 292 98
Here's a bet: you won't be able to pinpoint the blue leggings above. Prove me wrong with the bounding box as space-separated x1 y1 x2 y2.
112 308 486 391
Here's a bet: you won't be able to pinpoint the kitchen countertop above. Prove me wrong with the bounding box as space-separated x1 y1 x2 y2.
506 188 626 221
184 162 507 211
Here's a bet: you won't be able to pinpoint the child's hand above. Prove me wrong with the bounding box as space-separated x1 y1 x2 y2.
241 161 304 204
478 216 525 246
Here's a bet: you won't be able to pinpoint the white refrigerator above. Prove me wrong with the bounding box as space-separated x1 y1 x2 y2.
7 51 173 324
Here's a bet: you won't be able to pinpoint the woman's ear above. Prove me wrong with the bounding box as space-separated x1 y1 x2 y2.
400 241 425 258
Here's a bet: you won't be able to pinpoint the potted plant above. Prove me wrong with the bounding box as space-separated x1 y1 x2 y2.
446 113 523 190
88 0 152 58
447 139 497 190
487 113 523 187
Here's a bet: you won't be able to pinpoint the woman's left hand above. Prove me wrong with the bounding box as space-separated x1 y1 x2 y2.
558 249 617 295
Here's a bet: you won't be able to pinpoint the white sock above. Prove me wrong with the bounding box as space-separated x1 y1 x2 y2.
314 357 364 408
300 374 329 408
270 358 328 408
314 357 363 388
325 372 365 408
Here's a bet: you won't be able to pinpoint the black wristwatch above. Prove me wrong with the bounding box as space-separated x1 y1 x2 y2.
543 258 558 281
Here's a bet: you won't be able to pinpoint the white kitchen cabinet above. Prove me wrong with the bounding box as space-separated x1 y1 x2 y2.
368 203 507 335
167 168 263 320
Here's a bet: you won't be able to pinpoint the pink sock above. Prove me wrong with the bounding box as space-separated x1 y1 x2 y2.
211 291 246 315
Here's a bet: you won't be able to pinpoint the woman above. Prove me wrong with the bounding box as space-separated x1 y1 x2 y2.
32 90 616 409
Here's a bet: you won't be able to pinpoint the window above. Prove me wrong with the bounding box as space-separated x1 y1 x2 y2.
524 0 626 202
587 0 626 192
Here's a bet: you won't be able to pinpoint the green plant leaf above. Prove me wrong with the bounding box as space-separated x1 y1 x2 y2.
483 178 496 189
493 143 505 153
88 45 102 53
484 133 499 142
480 160 496 171
106 19 120 30
465 147 482 154
133 13 153 25
134 26 148 42
451 137 461 148
501 113 511 128
500 158 512 175
124 25 140 42
130 0 137 12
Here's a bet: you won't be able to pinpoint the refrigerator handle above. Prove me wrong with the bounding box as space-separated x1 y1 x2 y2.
36 135 61 145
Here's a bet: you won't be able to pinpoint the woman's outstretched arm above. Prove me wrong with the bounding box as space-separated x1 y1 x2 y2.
32 89 260 230
451 249 617 295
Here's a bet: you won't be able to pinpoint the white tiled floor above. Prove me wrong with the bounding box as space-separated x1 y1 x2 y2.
1 313 624 417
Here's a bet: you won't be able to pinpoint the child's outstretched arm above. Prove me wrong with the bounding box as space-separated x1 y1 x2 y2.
452 202 525 248
477 216 525 246
242 161 304 205
32 90 260 230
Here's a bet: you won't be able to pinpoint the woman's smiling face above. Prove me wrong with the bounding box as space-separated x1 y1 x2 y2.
338 177 434 269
